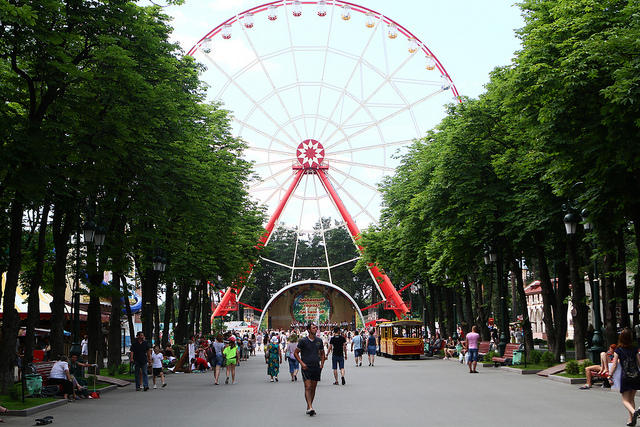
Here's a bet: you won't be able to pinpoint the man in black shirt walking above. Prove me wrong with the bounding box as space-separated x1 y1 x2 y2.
295 323 326 416
328 326 347 385
129 332 151 391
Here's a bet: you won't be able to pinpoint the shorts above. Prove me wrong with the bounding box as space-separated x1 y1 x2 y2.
354 349 363 358
213 354 224 367
301 365 322 382
468 348 479 362
367 345 376 355
288 358 299 373
332 356 345 370
153 368 163 377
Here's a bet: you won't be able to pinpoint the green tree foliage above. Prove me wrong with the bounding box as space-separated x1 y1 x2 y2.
356 0 640 360
0 0 264 391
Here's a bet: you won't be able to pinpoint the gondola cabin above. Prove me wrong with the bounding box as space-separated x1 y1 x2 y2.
378 320 424 360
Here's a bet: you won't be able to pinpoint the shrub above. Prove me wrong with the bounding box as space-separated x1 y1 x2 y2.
107 365 117 377
565 359 579 375
533 338 547 347
579 359 594 375
565 339 574 349
10 383 23 400
484 350 498 362
541 351 556 367
528 349 542 365
118 363 128 374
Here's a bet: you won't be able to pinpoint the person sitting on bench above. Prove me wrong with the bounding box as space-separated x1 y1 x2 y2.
579 344 616 390
49 355 76 401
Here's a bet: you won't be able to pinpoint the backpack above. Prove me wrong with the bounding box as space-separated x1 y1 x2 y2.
622 352 640 381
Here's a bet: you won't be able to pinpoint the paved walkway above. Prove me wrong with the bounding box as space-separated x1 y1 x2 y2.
3 351 625 426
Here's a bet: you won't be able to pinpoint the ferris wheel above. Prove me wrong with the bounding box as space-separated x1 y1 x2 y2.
187 1 459 318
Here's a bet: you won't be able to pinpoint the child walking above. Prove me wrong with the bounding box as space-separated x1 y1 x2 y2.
151 345 167 389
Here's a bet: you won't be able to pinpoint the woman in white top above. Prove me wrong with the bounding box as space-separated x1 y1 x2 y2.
49 355 75 401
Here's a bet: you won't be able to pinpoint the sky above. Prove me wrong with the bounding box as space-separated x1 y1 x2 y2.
156 0 525 233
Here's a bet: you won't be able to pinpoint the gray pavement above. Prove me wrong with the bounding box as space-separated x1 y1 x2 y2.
3 351 627 426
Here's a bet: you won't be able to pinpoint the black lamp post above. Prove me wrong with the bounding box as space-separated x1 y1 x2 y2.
71 219 105 356
143 254 167 345
580 209 604 361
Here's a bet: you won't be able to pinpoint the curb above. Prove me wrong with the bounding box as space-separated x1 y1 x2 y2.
548 375 587 384
7 385 118 417
501 366 542 375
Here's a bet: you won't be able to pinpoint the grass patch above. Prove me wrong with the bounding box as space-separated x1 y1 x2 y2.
96 368 134 380
0 393 58 410
508 363 552 370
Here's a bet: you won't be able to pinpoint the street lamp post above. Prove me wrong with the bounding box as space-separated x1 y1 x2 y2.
580 210 604 361
71 219 106 356
143 254 167 346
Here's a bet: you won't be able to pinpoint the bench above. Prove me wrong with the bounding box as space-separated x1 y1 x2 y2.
31 361 57 386
492 343 520 366
478 341 492 360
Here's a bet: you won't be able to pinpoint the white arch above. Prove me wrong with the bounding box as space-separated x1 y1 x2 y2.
257 279 365 329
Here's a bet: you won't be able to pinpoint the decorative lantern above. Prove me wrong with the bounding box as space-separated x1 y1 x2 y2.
425 54 436 70
222 24 232 40
387 24 398 39
408 38 418 53
268 4 278 21
293 1 302 17
365 12 375 28
200 38 212 54
341 5 351 20
317 1 327 16
244 13 254 28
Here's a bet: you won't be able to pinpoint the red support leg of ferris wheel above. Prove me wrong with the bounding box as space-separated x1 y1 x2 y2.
212 168 305 318
213 139 409 319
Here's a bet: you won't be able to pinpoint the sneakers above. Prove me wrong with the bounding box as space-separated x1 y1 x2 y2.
153 385 157 389
306 409 316 416
359 362 362 366
143 386 149 391
225 377 229 385
162 383 167 388
342 376 345 385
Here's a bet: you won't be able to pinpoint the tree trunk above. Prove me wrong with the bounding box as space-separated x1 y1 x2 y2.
426 278 437 338
615 229 629 330
554 261 570 362
0 200 25 393
123 284 136 352
25 202 51 365
505 243 534 354
175 281 190 345
162 281 174 349
463 276 473 335
534 232 557 356
473 271 490 341
202 280 211 336
108 272 123 370
50 202 74 360
567 235 588 360
602 253 618 346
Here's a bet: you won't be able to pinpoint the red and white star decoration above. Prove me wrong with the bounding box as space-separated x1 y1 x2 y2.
296 139 325 168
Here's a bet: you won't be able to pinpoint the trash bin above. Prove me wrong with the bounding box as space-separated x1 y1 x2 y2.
513 350 524 365
25 374 42 396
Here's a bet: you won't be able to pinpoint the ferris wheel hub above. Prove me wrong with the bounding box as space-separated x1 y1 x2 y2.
296 139 326 169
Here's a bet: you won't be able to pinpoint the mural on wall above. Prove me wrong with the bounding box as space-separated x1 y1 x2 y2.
292 289 332 323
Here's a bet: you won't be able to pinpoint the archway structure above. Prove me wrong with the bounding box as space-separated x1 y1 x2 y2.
258 280 365 331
